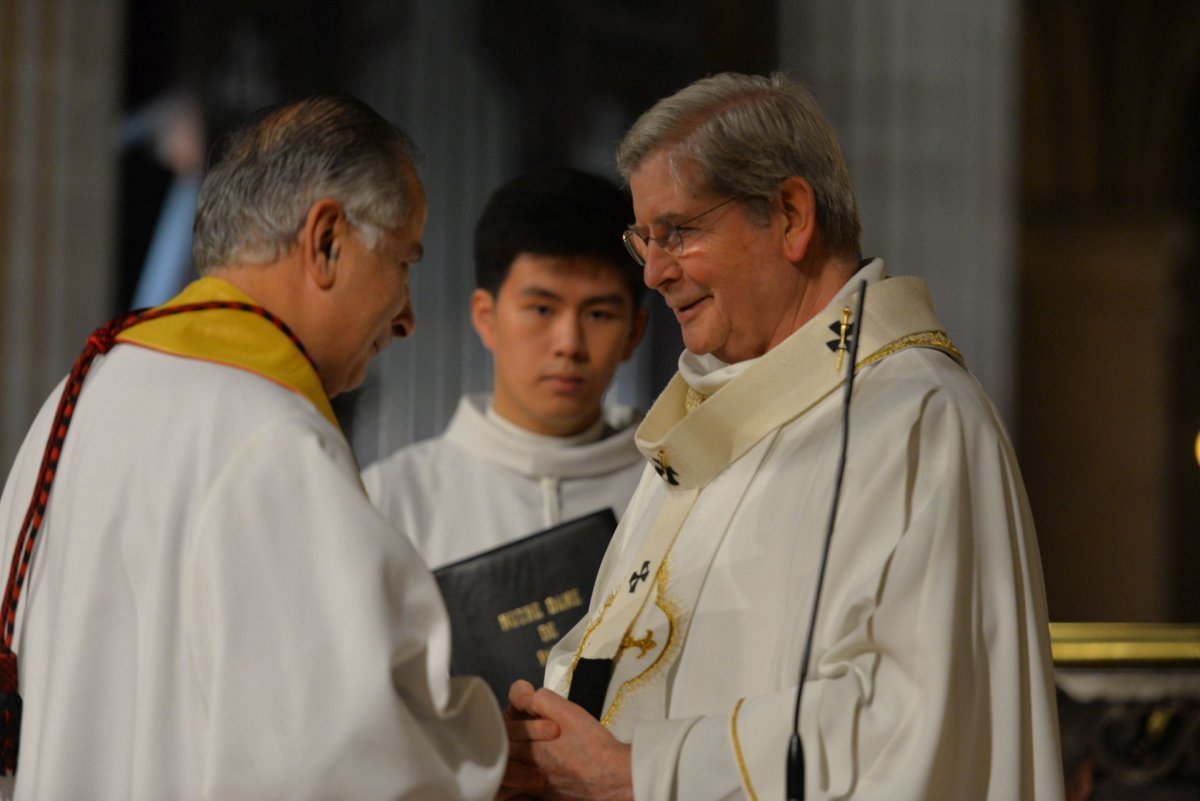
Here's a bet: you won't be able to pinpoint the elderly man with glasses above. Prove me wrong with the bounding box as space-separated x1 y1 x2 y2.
502 72 1064 801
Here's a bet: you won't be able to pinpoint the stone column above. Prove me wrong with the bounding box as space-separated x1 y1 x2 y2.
342 0 522 465
778 0 1021 425
0 0 123 469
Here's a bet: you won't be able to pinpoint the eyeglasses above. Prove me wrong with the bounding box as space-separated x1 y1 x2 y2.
621 196 743 267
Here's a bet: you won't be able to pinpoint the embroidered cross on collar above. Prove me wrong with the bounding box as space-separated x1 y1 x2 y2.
629 560 651 593
652 450 679 485
826 306 856 372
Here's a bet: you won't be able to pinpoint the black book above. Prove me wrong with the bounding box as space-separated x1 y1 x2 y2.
433 508 618 703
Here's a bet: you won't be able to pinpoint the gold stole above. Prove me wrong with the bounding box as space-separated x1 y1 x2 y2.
116 277 340 431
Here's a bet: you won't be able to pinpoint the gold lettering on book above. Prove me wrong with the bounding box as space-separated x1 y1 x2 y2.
537 621 561 643
497 601 545 632
545 587 583 615
536 648 551 666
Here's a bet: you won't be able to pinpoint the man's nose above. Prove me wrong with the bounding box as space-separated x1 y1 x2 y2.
641 244 679 291
551 313 586 360
391 299 415 339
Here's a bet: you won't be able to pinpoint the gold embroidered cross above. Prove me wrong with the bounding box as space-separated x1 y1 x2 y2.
835 306 852 372
621 629 658 658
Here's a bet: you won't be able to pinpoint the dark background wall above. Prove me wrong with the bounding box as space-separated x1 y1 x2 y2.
2 0 1197 625
1018 0 1200 622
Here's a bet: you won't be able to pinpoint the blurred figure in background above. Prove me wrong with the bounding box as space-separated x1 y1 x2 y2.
122 89 206 309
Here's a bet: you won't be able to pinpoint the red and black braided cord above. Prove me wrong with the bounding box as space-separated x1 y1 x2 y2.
0 300 308 775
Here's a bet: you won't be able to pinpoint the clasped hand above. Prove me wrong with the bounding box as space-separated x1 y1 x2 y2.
498 679 634 801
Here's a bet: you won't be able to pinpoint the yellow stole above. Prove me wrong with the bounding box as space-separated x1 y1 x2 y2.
115 277 339 431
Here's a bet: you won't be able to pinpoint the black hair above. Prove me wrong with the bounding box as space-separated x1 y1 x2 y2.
473 166 645 308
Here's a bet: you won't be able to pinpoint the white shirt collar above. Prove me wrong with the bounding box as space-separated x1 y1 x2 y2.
485 400 609 447
678 258 887 396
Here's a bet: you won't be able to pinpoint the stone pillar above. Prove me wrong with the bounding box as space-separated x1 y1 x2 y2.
342 0 522 465
0 0 123 469
778 0 1021 426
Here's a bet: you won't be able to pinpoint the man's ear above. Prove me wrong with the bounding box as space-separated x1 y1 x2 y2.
778 176 816 263
621 306 648 361
299 198 343 290
469 288 498 352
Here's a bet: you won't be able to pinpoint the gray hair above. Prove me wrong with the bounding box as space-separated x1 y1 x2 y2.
192 94 424 272
616 72 861 259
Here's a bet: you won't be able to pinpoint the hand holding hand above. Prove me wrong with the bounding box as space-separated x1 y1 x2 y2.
500 680 633 801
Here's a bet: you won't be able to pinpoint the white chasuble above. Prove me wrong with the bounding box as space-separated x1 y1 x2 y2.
545 261 1064 801
0 278 506 801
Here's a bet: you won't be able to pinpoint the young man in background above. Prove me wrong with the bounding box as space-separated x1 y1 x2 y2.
363 167 647 568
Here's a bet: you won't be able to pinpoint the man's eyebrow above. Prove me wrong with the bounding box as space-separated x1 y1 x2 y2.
581 293 629 308
518 286 565 302
629 212 681 231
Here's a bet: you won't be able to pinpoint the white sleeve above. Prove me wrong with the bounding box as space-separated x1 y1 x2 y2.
360 458 384 507
185 417 506 801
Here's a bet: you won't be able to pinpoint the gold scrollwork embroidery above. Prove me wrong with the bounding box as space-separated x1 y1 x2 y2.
859 330 962 368
620 629 657 659
600 559 682 729
557 588 618 697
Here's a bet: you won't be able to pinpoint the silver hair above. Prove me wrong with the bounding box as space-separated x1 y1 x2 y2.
192 94 424 272
616 72 861 259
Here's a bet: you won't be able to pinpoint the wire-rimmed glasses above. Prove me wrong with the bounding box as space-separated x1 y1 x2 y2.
621 196 743 267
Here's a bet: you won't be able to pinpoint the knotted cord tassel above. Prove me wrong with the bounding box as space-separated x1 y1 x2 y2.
0 649 19 775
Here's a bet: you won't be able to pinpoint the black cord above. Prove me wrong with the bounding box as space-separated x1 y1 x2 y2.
786 280 867 801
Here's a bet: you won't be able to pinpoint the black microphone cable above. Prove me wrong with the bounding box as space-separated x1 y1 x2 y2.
786 279 867 801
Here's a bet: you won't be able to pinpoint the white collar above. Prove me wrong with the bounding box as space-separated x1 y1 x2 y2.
444 394 644 479
677 258 887 396
485 401 609 447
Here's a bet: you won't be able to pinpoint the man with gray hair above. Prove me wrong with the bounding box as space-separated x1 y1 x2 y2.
0 94 505 800
503 73 1063 800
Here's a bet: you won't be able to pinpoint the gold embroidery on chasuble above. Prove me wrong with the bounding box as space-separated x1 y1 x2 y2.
731 698 760 801
620 629 657 658
566 276 963 731
557 588 619 698
858 330 962 369
684 385 708 415
600 559 683 730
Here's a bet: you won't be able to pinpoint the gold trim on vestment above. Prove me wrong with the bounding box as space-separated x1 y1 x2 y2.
684 386 708 415
731 697 759 801
858 330 962 369
557 588 619 697
583 279 963 736
599 559 682 729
